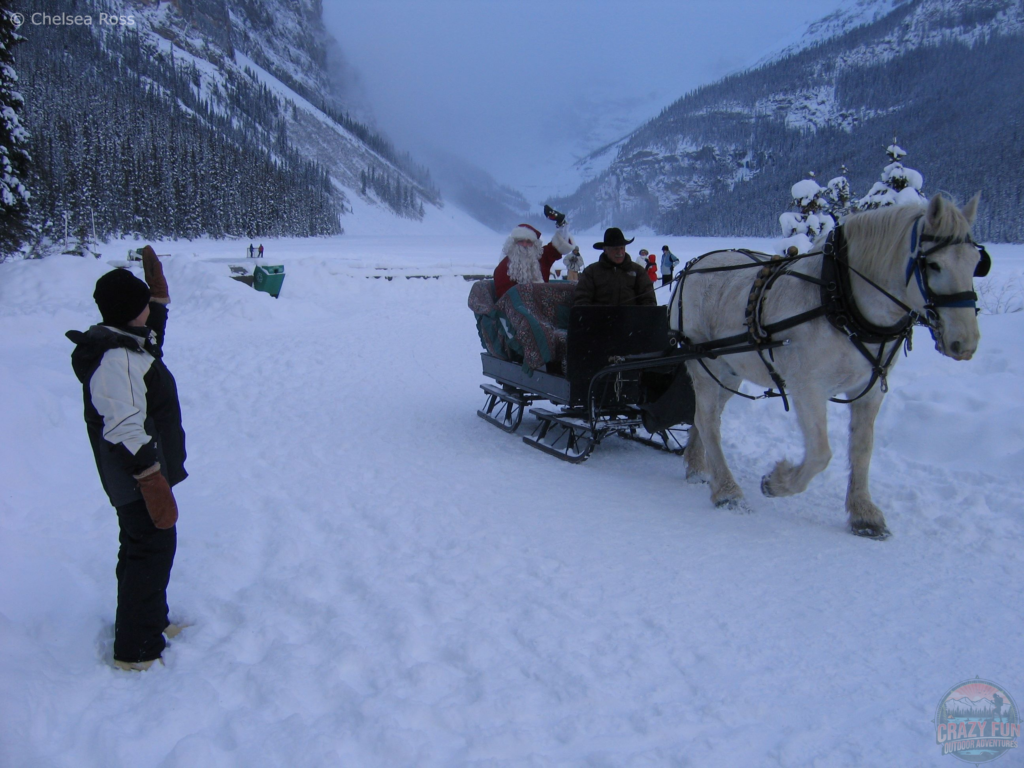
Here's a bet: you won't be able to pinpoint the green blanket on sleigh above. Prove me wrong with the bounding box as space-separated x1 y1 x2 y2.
468 280 575 373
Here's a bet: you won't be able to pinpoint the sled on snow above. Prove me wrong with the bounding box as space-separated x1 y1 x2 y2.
468 279 775 463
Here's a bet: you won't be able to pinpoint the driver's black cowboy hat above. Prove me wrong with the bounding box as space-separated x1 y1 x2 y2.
593 227 634 250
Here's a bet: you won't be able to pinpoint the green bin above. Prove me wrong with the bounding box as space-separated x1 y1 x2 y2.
253 264 286 298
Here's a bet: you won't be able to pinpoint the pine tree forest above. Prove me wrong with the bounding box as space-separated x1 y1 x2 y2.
0 1 30 256
17 0 343 248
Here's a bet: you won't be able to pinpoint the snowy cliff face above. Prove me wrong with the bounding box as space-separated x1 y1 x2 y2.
148 0 438 213
553 0 1024 241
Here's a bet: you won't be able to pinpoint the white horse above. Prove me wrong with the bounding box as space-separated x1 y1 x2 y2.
670 194 983 538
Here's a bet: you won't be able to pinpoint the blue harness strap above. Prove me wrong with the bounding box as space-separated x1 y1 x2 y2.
905 216 980 311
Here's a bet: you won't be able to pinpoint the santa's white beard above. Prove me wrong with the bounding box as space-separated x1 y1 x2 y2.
504 239 544 285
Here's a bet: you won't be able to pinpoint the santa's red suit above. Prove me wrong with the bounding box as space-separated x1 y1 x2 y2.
494 224 574 300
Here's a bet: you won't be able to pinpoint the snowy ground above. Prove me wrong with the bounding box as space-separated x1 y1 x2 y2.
1 231 1022 766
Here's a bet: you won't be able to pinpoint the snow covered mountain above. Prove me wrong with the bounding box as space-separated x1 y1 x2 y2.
17 0 442 246
765 0 908 60
551 0 1024 242
419 148 536 234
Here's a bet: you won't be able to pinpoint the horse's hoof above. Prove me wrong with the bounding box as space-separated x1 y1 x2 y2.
760 475 775 497
715 498 753 514
850 522 891 541
686 472 708 485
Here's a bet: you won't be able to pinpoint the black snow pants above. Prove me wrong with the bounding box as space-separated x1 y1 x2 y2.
662 274 673 288
113 499 176 663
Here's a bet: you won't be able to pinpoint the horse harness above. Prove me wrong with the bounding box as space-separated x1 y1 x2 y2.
676 220 991 410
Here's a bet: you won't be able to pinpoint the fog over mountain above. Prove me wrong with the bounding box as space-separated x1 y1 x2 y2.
321 0 846 208
549 0 1024 241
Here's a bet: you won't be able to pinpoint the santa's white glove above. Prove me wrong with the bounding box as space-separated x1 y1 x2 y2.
551 223 574 255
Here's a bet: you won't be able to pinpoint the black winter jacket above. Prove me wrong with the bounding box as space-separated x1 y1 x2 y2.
66 303 187 507
572 253 657 307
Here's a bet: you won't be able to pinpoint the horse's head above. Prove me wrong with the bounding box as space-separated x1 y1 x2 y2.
911 194 983 361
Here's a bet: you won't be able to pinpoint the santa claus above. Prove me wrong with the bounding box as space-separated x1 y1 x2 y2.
493 222 575 300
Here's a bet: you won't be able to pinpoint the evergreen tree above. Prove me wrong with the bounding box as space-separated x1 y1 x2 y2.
779 172 834 254
855 139 928 211
0 2 31 258
824 164 853 221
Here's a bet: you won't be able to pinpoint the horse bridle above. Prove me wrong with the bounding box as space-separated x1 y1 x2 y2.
906 216 991 333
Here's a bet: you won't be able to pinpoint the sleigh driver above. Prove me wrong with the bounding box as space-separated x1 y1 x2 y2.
493 206 575 300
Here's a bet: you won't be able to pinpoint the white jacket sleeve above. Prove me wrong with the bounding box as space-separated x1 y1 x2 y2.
90 346 154 456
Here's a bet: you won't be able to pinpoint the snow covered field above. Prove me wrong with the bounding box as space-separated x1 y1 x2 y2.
1 232 1022 766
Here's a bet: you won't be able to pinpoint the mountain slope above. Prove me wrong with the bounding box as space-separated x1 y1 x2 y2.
553 0 1024 242
18 0 441 245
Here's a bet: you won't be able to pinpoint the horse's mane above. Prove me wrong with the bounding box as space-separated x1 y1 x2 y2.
829 199 972 285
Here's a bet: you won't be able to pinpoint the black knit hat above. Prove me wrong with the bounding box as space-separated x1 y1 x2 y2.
94 268 150 326
593 227 634 250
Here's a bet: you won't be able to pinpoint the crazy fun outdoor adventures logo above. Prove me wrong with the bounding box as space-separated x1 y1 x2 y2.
935 679 1019 763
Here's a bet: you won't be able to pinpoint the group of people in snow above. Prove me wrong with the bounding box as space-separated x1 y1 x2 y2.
492 212 680 307
635 247 680 288
247 243 265 258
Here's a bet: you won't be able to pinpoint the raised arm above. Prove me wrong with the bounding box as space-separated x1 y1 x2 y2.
141 246 170 349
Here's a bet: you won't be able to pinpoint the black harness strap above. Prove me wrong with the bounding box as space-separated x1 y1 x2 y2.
684 250 805 273
821 226 917 342
694 356 785 403
830 333 906 403
679 218 991 409
816 226 918 402
680 229 916 407
677 248 825 408
687 307 826 354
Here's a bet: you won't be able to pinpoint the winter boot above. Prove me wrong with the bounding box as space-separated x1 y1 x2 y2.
113 657 161 672
163 623 187 639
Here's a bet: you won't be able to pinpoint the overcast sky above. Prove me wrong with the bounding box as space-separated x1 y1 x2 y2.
322 0 848 198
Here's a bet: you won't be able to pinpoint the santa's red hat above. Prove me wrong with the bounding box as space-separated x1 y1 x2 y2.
510 223 542 244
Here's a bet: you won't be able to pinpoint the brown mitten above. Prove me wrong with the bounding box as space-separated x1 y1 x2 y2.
140 246 170 303
134 463 178 529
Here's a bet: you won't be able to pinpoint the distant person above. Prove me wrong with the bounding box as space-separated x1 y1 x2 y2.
564 246 584 282
66 248 187 671
257 244 264 258
247 243 255 259
660 245 680 287
645 252 659 283
492 218 574 301
573 228 656 307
